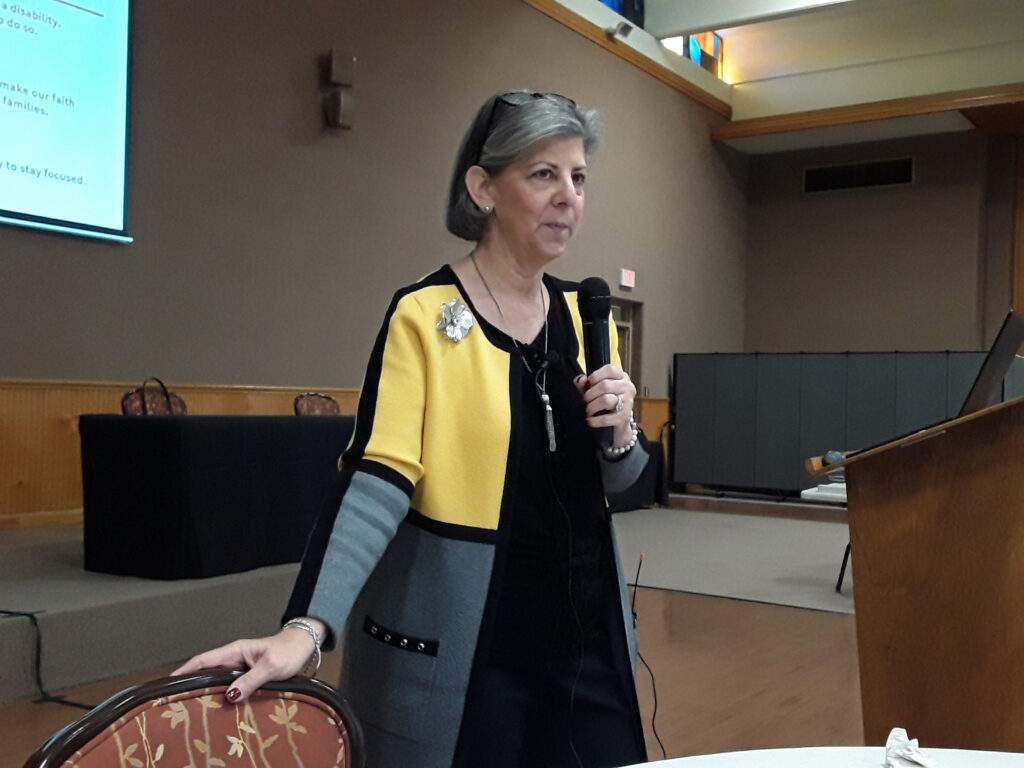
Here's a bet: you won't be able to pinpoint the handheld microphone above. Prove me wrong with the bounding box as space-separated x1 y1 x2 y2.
577 277 614 449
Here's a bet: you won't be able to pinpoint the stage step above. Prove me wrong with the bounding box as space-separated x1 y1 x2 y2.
0 527 299 705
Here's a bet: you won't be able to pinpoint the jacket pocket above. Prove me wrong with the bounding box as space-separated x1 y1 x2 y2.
362 615 439 656
342 614 440 743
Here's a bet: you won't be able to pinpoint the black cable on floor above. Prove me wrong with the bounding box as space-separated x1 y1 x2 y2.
638 650 667 761
631 558 667 761
0 609 96 710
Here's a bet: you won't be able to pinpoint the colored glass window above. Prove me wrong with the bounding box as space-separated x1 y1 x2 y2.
686 31 723 78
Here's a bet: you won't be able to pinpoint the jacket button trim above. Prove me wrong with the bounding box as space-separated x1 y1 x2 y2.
363 615 439 657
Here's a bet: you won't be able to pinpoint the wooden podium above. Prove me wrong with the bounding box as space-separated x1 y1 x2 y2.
809 397 1024 750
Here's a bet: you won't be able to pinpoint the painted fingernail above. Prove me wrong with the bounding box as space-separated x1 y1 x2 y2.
225 687 241 703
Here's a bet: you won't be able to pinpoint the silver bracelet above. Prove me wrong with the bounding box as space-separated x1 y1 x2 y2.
602 414 638 459
283 618 323 675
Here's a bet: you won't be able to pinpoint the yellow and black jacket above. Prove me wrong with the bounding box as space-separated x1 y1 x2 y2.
285 265 648 766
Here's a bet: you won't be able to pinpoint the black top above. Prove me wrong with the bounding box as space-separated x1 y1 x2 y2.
486 284 618 669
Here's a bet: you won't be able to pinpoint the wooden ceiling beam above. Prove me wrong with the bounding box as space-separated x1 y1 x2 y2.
712 81 1024 141
523 0 732 118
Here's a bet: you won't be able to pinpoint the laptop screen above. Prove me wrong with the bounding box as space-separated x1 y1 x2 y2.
958 310 1024 417
834 310 1024 465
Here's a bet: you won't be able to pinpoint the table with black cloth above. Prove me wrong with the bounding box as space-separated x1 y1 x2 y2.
80 415 354 579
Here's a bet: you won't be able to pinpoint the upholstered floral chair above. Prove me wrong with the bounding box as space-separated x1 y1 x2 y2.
23 670 364 768
121 378 188 416
293 392 341 417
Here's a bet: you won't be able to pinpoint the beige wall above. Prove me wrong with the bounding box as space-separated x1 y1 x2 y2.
744 132 991 353
982 136 1017 345
0 0 748 398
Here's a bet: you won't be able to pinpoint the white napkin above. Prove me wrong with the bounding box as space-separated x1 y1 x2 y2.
885 727 939 768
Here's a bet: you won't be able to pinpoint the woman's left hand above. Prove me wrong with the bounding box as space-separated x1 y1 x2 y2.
574 364 637 449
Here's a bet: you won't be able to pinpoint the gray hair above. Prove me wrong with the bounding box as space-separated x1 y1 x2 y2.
446 91 601 242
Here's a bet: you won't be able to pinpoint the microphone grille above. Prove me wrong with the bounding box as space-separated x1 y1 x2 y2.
578 277 611 321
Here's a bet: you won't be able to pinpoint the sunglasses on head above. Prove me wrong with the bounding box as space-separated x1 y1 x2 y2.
495 91 576 110
474 91 578 164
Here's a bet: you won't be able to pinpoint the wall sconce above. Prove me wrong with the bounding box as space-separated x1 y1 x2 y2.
605 21 633 40
320 49 356 130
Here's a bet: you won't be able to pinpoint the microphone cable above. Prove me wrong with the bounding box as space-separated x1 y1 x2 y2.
540 365 586 768
523 341 586 768
631 556 667 760
0 609 96 710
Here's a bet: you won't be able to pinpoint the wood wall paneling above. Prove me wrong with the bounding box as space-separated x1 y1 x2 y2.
637 396 670 465
0 380 358 528
1 380 665 527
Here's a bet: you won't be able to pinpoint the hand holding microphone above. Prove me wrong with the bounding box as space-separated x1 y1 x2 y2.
576 277 637 452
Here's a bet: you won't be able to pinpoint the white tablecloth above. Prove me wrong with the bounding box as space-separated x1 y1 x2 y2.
799 482 847 503
624 746 1024 767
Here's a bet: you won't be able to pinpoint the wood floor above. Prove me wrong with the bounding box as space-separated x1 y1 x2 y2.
633 588 862 760
5 587 862 767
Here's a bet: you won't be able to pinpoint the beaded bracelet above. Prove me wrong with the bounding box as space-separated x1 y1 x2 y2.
602 414 638 459
283 618 323 675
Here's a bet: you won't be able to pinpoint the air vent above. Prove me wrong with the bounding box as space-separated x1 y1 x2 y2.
804 158 913 193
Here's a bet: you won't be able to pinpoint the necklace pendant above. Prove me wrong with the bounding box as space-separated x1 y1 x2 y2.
544 402 557 452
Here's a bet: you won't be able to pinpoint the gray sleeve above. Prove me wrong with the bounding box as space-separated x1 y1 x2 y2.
304 471 410 650
598 441 649 494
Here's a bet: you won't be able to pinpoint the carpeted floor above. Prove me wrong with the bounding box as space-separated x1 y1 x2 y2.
612 506 854 614
0 527 299 704
0 526 298 612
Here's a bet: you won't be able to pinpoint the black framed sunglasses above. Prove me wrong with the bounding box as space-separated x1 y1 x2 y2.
474 91 578 164
495 91 576 110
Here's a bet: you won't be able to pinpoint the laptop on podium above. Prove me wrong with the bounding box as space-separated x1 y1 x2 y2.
842 310 1024 461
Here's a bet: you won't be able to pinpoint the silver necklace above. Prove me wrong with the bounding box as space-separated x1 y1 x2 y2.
470 252 556 452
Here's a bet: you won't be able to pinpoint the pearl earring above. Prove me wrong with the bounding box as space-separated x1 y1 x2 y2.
482 205 493 214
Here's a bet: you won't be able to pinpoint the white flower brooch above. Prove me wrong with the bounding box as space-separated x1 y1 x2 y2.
436 298 474 343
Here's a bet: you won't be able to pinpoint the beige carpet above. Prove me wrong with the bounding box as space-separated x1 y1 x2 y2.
612 506 854 614
0 527 298 704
